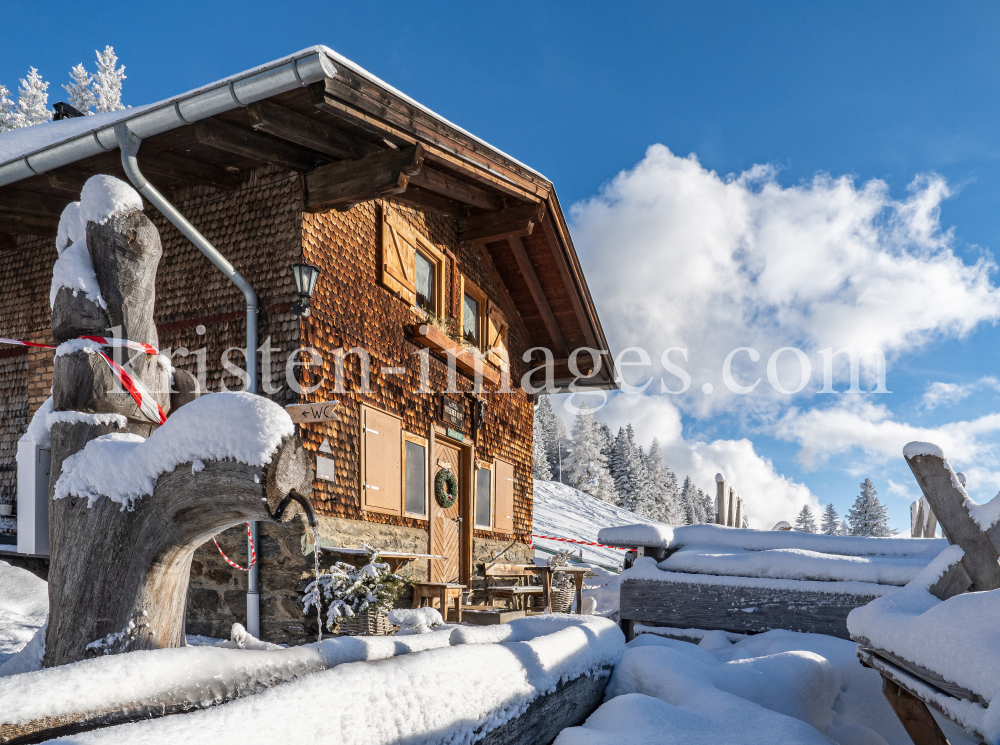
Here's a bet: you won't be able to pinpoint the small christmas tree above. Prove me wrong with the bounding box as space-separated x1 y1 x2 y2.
0 84 15 132
11 68 50 129
562 400 617 503
303 545 407 632
795 505 818 533
846 479 895 537
820 503 841 535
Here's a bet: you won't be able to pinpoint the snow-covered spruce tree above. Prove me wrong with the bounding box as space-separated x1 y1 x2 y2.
534 396 561 480
10 68 50 129
561 401 616 502
645 438 681 524
532 399 553 481
64 63 96 114
795 505 817 533
742 514 750 528
699 488 715 523
611 424 652 513
93 45 126 113
846 478 895 537
679 476 699 524
597 421 615 464
821 503 841 535
0 84 15 132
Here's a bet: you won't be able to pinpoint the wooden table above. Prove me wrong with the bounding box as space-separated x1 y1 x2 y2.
525 565 591 614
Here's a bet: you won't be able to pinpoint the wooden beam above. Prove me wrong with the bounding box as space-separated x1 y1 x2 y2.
194 118 318 172
880 677 952 745
0 189 71 216
409 166 502 212
0 210 59 236
905 451 1000 592
458 202 544 244
540 213 599 349
247 101 379 161
47 168 95 193
475 244 533 356
138 147 241 191
506 236 568 356
390 186 464 217
305 144 424 211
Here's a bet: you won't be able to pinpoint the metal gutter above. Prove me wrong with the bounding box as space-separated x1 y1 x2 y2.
115 123 263 637
0 48 337 187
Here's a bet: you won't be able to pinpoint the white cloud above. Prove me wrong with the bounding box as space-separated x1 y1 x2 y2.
921 376 1000 409
571 146 1000 415
886 479 916 500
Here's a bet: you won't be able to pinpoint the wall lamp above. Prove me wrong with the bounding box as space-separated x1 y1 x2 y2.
291 262 320 317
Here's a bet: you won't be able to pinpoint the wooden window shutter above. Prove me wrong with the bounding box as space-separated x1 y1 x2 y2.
486 301 509 369
380 205 417 305
362 407 403 514
493 458 515 533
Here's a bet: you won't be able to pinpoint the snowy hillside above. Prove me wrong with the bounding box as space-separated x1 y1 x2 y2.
532 480 661 567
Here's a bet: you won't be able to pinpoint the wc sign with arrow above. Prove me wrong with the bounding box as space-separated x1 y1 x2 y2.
284 400 341 424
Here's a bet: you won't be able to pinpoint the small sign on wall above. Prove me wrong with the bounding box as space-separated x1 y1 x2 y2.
286 401 341 423
317 438 335 482
442 395 463 429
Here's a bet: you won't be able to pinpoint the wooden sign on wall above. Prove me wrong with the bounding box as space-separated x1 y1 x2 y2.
442 395 464 429
285 401 341 424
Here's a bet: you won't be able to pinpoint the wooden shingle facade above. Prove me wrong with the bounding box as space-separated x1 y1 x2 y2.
0 47 614 643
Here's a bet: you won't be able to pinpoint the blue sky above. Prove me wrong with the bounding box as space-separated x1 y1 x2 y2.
6 1 1000 531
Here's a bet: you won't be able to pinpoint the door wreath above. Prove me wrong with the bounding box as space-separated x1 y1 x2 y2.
435 467 458 508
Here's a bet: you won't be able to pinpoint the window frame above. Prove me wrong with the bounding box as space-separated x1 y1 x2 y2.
402 431 430 518
474 461 494 529
459 275 488 350
381 204 448 317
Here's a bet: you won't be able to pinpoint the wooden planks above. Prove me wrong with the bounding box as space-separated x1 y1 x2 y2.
0 210 59 236
137 147 241 191
0 189 70 217
305 145 424 211
880 677 953 745
506 236 568 356
409 166 502 212
194 118 318 172
905 452 1000 591
457 202 545 244
247 100 378 160
619 579 878 640
430 440 462 583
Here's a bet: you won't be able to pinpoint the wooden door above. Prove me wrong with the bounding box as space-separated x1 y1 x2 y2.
430 440 462 583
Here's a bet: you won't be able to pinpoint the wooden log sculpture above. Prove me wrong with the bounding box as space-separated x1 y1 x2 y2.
43 179 314 667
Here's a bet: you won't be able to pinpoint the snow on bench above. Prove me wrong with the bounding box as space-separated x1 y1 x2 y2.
1 615 623 745
600 523 949 640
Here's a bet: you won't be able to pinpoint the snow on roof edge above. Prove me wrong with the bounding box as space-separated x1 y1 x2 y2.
0 44 546 185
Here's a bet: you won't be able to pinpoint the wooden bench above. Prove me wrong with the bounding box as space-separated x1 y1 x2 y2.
484 563 544 611
411 582 466 623
851 445 1000 745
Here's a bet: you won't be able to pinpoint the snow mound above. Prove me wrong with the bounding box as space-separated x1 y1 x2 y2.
599 521 947 557
0 561 48 671
19 397 53 448
389 607 444 635
79 175 143 225
49 241 107 310
903 441 945 459
54 392 295 508
55 201 84 253
557 629 976 745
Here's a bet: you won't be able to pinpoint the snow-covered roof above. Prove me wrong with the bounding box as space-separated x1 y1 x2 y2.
0 45 544 188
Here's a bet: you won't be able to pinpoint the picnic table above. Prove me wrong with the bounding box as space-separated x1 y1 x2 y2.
525 564 591 614
320 547 446 573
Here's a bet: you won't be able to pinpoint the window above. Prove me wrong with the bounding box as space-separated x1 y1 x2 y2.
415 251 436 313
381 204 447 316
475 465 492 528
404 435 428 516
460 277 487 349
486 301 509 370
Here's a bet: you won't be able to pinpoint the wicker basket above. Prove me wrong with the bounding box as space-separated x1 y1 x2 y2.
336 608 397 636
549 585 576 613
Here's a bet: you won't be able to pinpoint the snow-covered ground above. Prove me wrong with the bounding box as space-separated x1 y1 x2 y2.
0 560 47 672
557 629 976 745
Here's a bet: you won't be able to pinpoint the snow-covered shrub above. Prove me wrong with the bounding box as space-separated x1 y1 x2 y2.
303 545 407 631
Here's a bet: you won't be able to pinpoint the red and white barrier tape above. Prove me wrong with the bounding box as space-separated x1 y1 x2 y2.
531 533 627 550
0 336 166 425
213 522 256 571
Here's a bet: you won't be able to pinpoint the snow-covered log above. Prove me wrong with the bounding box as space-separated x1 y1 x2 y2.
42 176 315 668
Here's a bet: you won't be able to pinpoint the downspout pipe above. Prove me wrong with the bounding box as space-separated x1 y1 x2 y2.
115 123 262 637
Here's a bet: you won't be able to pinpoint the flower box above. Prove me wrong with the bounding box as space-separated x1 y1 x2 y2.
411 324 501 386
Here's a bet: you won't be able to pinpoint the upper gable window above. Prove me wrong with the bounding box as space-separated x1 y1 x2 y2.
381 203 446 316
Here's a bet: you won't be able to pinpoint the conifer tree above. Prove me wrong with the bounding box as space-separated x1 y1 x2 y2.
821 503 841 535
532 400 553 481
847 479 894 537
610 425 651 513
645 439 681 524
795 505 818 533
11 68 50 129
679 476 700 524
0 84 15 132
700 489 715 523
64 63 96 114
597 421 615 464
742 514 750 528
534 396 562 481
561 401 616 502
93 46 126 113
